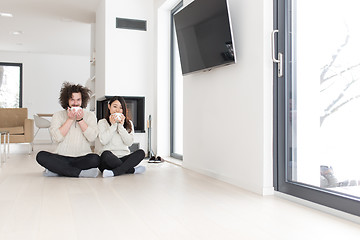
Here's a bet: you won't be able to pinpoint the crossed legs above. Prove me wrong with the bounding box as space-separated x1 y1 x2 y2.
36 151 100 177
99 150 145 177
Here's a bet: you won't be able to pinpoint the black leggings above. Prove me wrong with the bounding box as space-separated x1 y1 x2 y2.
36 151 100 177
99 150 145 176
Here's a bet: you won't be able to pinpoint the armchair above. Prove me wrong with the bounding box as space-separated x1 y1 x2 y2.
0 108 34 152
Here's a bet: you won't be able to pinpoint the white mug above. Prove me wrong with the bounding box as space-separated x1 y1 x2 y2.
71 107 82 113
112 112 123 121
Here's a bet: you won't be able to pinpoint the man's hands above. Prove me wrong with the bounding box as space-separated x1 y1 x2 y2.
67 107 84 121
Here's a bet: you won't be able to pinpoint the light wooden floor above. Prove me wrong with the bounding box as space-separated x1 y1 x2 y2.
1 144 360 240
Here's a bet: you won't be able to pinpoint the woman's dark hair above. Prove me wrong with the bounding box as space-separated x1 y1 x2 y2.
59 82 91 109
105 96 132 133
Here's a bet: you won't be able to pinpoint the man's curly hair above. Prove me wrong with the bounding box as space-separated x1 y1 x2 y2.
59 82 92 109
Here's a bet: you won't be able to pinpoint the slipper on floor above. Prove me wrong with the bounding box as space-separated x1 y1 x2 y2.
154 156 164 163
148 156 156 163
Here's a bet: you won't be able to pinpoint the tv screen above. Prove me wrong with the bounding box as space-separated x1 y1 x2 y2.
174 0 236 75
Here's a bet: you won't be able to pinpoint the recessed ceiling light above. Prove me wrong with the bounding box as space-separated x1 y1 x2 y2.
0 12 13 17
11 31 23 35
61 18 73 22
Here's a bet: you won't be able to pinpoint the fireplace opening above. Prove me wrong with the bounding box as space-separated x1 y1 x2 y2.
96 96 145 133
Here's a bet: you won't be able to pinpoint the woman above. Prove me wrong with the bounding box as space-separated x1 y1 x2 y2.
98 96 145 178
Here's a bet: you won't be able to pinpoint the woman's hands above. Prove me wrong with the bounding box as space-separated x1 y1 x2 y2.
109 114 117 125
110 113 125 125
118 114 125 125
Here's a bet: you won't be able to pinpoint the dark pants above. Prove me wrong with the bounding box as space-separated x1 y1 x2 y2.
36 151 100 177
99 149 145 176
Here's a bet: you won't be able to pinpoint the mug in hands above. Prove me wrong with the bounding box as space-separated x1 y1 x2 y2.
112 112 124 122
70 106 82 113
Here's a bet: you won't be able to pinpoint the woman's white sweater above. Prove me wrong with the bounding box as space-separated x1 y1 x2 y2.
97 119 134 157
50 110 98 157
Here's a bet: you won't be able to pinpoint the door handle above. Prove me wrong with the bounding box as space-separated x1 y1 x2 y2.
271 30 283 77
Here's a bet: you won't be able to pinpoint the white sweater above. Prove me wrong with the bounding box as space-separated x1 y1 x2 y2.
50 109 98 157
97 119 134 157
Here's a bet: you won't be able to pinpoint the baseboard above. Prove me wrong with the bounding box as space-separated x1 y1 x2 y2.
181 162 271 196
275 191 360 224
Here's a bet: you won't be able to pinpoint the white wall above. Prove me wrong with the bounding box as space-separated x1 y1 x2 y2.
96 0 156 154
95 0 106 100
155 0 273 195
0 51 90 141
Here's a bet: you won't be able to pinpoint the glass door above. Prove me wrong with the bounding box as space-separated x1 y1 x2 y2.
274 0 360 216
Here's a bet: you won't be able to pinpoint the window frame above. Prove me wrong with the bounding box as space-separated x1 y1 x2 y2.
0 62 23 108
170 1 184 160
273 0 360 217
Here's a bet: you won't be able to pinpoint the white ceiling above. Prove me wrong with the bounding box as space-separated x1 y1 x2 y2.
0 0 102 56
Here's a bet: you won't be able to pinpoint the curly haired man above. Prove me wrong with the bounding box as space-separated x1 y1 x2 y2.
36 82 100 177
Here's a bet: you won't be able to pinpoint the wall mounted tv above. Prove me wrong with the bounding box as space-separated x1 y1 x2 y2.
174 0 236 75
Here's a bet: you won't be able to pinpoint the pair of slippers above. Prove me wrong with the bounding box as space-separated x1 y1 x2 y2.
148 156 164 163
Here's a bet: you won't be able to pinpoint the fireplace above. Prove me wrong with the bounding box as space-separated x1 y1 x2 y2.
96 96 145 133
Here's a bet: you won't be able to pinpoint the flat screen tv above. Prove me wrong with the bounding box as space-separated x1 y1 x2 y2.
174 0 236 75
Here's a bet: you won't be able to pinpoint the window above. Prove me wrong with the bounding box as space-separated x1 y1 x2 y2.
0 62 23 108
170 1 183 160
274 0 360 216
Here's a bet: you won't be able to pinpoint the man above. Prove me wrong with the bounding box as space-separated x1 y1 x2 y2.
36 82 100 177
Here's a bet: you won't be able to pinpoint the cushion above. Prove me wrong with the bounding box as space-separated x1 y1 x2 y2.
0 126 24 135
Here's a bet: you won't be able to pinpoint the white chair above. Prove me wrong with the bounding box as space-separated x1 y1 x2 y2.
33 115 52 142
